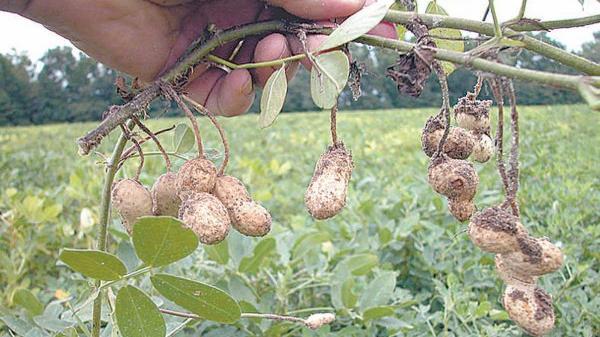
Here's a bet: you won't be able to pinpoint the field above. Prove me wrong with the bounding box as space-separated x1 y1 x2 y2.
0 105 598 337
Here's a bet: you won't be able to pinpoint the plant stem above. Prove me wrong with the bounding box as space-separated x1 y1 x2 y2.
158 309 329 327
240 313 306 325
166 318 193 337
91 122 132 337
489 80 512 205
125 151 189 161
133 117 172 172
98 266 153 291
163 21 286 83
207 53 306 70
355 33 587 90
384 10 600 75
77 17 600 153
516 0 527 20
488 0 503 38
432 61 452 159
120 125 176 161
183 96 230 175
330 104 338 145
78 86 160 155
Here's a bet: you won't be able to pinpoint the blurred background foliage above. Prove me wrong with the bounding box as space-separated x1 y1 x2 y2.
1 31 598 126
0 105 598 336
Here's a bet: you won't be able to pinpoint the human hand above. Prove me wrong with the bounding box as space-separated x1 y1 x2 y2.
2 0 396 116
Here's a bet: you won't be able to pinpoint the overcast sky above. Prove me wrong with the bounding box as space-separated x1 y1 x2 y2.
0 0 599 62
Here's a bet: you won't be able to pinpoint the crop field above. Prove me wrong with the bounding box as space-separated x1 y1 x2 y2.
0 105 598 336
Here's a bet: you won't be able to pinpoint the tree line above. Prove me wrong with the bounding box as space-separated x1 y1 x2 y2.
1 32 597 126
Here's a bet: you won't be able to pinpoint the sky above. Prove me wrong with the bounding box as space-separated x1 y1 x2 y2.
0 0 598 62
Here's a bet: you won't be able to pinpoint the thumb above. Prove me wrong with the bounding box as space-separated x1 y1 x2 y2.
267 0 365 20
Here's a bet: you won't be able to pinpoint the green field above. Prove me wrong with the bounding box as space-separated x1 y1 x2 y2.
1 105 598 337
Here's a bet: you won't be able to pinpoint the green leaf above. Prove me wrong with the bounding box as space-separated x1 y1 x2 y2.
489 309 510 321
341 279 357 308
132 216 198 268
172 123 195 153
115 286 166 337
474 301 492 318
292 232 330 259
363 305 396 322
33 314 74 333
339 254 379 276
259 66 287 128
12 289 44 316
0 314 35 336
425 1 464 75
310 51 350 109
151 274 241 323
59 249 127 281
318 0 395 51
358 271 397 312
239 237 276 274
204 240 229 265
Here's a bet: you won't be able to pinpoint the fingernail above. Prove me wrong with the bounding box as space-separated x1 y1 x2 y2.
241 76 254 96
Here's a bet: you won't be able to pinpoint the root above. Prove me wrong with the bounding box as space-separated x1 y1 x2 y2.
160 83 204 158
330 103 339 146
120 125 176 162
120 124 144 181
489 78 513 211
132 117 172 172
432 61 452 159
182 96 230 176
472 76 485 99
504 79 521 217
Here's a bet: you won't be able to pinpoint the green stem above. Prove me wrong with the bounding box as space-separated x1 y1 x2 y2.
125 151 189 161
488 0 503 37
98 266 153 291
207 53 307 70
91 122 132 337
356 33 584 89
79 15 600 154
384 10 600 75
164 21 287 82
512 15 600 31
516 0 527 20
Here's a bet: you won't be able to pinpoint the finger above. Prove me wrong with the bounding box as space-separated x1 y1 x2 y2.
267 0 365 20
367 21 398 39
189 69 255 117
288 32 328 69
288 18 397 70
252 33 299 87
184 68 225 105
146 0 196 7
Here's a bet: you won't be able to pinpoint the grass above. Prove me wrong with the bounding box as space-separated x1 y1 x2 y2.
0 105 598 337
